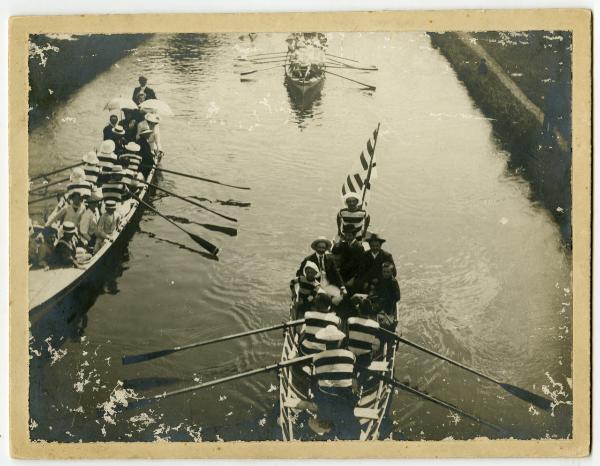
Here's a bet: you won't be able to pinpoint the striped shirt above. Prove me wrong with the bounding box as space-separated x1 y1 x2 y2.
83 163 100 185
300 311 341 355
347 317 380 356
290 276 321 305
337 208 370 237
102 181 124 203
121 153 142 173
97 151 117 174
120 168 135 189
314 349 356 388
67 180 92 199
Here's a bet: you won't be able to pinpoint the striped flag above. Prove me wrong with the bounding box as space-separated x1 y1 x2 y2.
341 123 381 205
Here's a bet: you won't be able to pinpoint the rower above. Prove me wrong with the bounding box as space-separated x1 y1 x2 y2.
97 140 118 185
66 167 92 201
44 190 86 230
347 297 381 363
310 325 359 437
50 221 87 269
111 124 127 155
138 128 155 179
94 200 121 254
299 293 341 355
82 151 101 190
78 191 101 250
290 261 322 317
101 165 125 210
336 192 370 241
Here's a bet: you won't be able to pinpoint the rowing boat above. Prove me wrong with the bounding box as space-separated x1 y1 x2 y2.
284 57 326 100
28 152 162 319
278 303 399 440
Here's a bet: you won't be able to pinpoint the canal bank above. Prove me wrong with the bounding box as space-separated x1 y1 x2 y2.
429 31 572 244
28 34 151 130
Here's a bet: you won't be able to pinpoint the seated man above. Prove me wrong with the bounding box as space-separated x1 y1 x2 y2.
347 297 381 364
332 224 365 292
355 233 396 293
367 262 400 330
28 220 52 270
290 261 322 317
78 192 101 250
45 191 86 229
50 221 87 269
94 200 121 254
97 139 118 185
297 237 347 305
299 293 341 355
336 192 370 241
101 165 125 206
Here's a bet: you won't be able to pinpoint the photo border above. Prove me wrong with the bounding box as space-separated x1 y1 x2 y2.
9 9 591 459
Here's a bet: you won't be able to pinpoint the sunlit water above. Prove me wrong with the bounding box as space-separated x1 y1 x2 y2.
28 32 572 442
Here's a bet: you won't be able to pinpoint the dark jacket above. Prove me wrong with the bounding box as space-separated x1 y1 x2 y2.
133 86 157 102
138 138 154 178
368 277 401 315
332 239 365 283
356 249 396 291
297 252 344 288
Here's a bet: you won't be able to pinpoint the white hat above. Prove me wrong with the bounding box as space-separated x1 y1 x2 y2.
111 165 123 174
343 192 361 204
145 113 160 124
62 221 77 234
303 261 320 275
112 125 125 135
82 151 99 164
89 188 103 202
124 142 140 152
100 140 116 154
70 167 86 182
104 199 117 209
316 325 345 342
311 236 332 251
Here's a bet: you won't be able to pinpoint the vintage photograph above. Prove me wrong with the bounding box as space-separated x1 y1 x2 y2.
10 10 590 457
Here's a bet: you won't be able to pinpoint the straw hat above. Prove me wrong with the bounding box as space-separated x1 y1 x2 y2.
104 200 117 209
89 188 103 203
315 325 345 342
70 167 86 182
62 221 77 234
311 236 332 251
100 140 116 154
145 113 160 124
112 125 125 135
124 142 140 152
139 128 153 136
82 151 99 164
111 165 123 174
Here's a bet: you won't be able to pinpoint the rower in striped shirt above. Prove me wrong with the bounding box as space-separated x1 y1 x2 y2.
97 140 118 185
82 151 101 189
299 293 341 355
101 165 125 207
336 192 370 241
290 261 322 316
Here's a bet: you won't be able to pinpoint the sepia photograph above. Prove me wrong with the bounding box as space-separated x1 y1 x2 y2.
8 9 591 459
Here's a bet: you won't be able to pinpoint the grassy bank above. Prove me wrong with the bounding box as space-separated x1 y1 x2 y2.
28 34 151 130
429 31 572 244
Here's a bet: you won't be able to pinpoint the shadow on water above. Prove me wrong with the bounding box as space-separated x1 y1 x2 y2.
284 78 324 129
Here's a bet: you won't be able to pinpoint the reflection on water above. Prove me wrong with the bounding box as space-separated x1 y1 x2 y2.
28 32 572 442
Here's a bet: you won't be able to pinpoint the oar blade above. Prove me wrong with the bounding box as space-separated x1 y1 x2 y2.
122 348 177 365
500 383 553 412
199 223 238 237
240 70 258 76
189 233 220 257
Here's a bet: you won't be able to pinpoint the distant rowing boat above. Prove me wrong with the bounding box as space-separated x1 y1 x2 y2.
29 152 162 319
284 53 326 103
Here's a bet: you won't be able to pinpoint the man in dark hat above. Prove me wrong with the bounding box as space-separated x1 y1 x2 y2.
367 262 400 330
132 75 157 103
332 224 365 292
296 236 346 305
355 233 396 293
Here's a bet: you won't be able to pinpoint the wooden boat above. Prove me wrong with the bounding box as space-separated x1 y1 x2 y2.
278 303 399 441
284 59 326 99
28 152 162 318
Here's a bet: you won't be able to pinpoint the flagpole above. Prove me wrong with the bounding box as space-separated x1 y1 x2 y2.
361 122 381 204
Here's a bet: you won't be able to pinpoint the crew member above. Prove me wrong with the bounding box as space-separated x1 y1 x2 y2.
50 221 86 268
97 140 118 185
132 75 157 103
355 233 396 292
102 111 120 141
332 224 365 291
290 261 322 317
367 262 400 330
44 191 86 229
101 165 125 206
94 200 121 253
299 293 341 355
336 192 370 240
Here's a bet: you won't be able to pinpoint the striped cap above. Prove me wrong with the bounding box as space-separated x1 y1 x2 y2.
315 325 345 342
62 221 77 234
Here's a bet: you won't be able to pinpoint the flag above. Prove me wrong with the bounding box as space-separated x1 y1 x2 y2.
341 123 380 205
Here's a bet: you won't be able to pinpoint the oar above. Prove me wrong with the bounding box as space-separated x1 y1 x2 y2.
240 64 285 76
28 176 69 193
29 161 84 181
248 58 288 65
166 215 237 237
364 369 510 436
132 193 220 256
244 51 287 58
326 53 360 63
28 192 63 205
138 180 238 223
323 70 376 91
127 355 313 410
326 58 378 71
139 164 250 190
381 328 553 411
325 64 379 71
122 319 305 365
